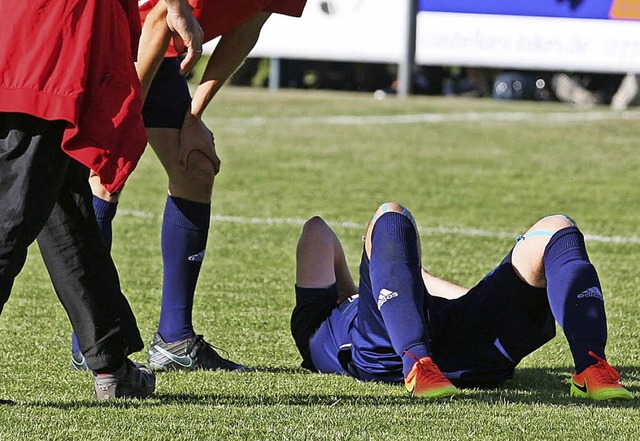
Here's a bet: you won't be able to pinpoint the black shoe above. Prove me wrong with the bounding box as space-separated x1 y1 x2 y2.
93 361 156 400
147 333 253 372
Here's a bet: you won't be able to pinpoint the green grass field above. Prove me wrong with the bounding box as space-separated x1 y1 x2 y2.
1 87 639 440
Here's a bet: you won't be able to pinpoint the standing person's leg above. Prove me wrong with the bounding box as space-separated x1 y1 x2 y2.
37 159 144 371
70 172 119 366
0 114 68 312
81 58 243 372
88 172 119 251
70 172 118 366
0 113 68 405
351 202 459 398
511 214 632 400
0 113 154 399
141 58 245 371
37 158 155 399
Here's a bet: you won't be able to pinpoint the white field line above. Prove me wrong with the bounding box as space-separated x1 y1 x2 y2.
216 110 640 127
120 210 640 245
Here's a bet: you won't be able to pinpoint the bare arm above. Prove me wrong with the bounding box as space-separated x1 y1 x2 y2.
136 2 173 100
177 11 270 169
421 268 468 300
190 11 271 117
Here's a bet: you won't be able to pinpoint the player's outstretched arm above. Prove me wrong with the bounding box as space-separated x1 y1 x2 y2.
178 12 271 171
190 11 271 118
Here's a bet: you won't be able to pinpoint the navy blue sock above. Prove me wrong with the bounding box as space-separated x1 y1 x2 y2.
71 332 80 355
92 196 118 251
544 226 607 373
158 196 210 343
71 196 119 354
369 212 430 378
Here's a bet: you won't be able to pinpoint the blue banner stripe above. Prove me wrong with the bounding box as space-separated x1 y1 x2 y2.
418 0 614 20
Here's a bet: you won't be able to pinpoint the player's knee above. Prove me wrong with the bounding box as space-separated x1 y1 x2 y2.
374 202 406 218
532 214 576 234
180 150 218 188
300 216 333 248
363 203 421 258
302 216 330 237
370 202 417 232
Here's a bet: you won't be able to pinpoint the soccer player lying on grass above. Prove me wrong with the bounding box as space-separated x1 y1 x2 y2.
291 202 633 400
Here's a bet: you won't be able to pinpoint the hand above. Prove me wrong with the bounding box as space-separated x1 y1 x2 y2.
164 0 204 75
177 113 221 174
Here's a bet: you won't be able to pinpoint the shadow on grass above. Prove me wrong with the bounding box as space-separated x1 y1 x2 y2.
19 366 640 410
222 365 304 374
463 366 639 407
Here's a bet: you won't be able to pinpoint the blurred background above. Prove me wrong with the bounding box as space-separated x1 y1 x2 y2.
202 0 640 110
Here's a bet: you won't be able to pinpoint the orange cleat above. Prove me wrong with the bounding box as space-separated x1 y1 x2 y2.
570 352 633 401
404 353 460 399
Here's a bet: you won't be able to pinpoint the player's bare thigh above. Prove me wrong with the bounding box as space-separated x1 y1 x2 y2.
511 214 576 288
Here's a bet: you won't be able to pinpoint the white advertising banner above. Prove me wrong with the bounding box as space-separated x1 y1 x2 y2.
248 0 409 63
415 12 640 73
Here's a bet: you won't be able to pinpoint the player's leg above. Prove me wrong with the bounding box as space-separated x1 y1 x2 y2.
68 173 121 363
151 124 211 342
88 171 120 251
37 159 155 399
0 113 154 399
37 158 143 364
512 214 632 400
296 216 358 301
292 216 358 372
141 58 246 371
77 59 191 365
148 59 210 349
352 202 458 398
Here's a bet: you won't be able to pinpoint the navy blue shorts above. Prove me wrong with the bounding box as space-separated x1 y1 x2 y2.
142 57 191 129
427 256 556 387
291 284 359 373
293 250 556 387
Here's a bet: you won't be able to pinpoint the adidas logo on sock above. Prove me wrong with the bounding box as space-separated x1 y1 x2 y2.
577 287 603 300
377 288 398 309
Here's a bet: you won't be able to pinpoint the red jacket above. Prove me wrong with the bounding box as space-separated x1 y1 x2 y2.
0 0 146 194
139 0 307 57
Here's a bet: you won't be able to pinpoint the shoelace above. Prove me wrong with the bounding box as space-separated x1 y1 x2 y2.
404 351 444 382
404 350 421 364
585 351 621 383
190 334 232 359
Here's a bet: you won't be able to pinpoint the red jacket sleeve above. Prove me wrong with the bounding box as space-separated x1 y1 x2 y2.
118 0 143 59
